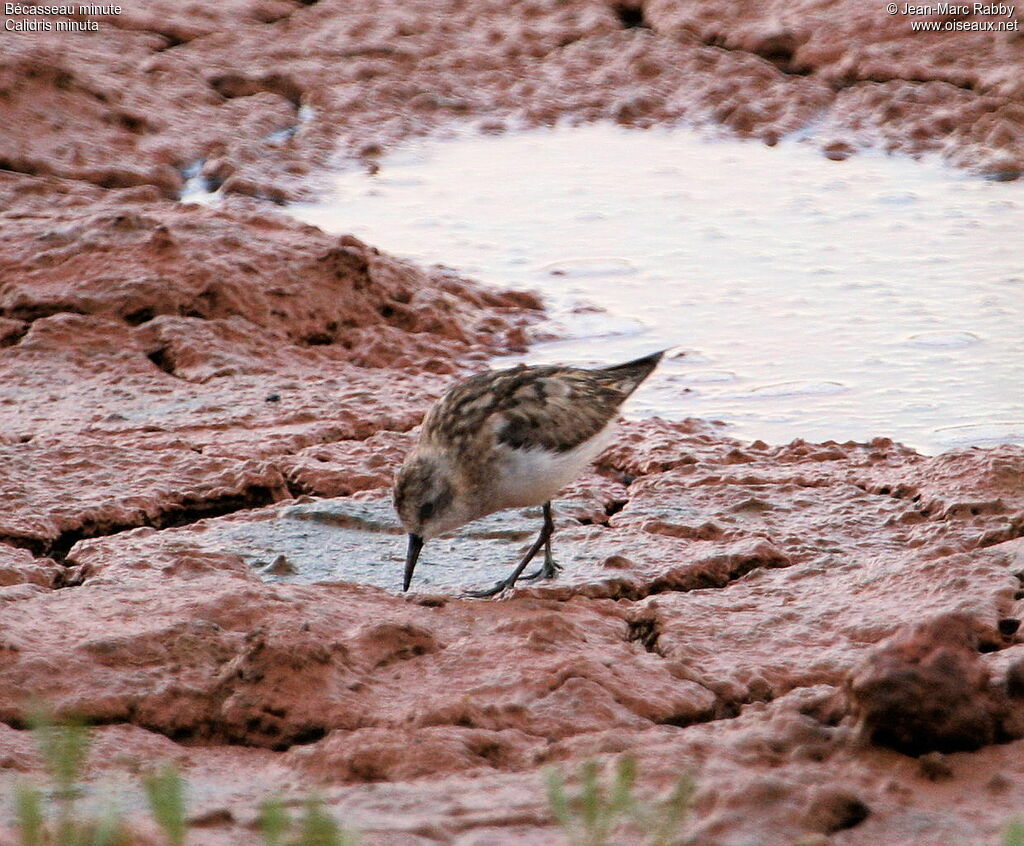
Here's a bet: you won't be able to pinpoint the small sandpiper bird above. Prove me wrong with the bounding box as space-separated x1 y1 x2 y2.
393 349 665 596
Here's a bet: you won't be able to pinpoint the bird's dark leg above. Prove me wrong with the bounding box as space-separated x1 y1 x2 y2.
466 501 556 598
524 501 561 581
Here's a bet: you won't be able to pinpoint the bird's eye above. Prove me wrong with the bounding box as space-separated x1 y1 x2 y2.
419 501 435 521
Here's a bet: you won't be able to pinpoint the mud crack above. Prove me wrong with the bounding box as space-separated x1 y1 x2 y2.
626 615 661 653
2 483 288 564
620 541 791 602
697 32 814 78
612 2 648 30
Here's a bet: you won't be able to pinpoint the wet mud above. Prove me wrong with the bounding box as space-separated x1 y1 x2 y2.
2 1 1024 844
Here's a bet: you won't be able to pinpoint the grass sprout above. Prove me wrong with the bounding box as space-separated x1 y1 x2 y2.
546 755 693 846
1003 819 1024 846
10 710 359 846
142 765 187 846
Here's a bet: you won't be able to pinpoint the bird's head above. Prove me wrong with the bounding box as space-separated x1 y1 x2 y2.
393 449 472 590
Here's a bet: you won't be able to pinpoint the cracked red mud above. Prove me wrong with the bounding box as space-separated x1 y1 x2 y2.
2 0 1024 197
2 1 1024 844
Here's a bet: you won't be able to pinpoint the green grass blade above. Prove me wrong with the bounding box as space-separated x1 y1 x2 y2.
257 797 291 846
578 760 604 843
649 774 694 846
1004 819 1024 846
14 782 45 846
29 706 90 797
57 818 98 846
545 768 574 832
608 756 637 817
142 765 187 846
294 797 357 846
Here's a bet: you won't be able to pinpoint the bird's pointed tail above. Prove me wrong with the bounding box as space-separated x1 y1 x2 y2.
598 349 668 396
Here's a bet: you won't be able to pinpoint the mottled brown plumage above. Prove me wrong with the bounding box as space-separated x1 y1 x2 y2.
394 350 665 595
427 365 627 451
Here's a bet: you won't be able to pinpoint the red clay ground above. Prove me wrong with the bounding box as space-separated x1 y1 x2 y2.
2 0 1023 202
2 1 1024 844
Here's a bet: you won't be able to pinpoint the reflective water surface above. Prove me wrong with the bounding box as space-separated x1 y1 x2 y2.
276 125 1024 454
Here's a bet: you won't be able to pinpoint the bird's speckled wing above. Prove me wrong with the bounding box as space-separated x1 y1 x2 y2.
421 351 664 454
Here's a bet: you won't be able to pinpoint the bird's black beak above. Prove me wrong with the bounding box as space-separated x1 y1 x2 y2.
403 533 424 592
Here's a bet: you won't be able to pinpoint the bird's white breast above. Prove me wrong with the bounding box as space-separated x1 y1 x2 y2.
492 418 618 509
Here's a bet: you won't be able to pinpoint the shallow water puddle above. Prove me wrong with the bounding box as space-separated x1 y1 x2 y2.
176 499 595 593
276 125 1023 455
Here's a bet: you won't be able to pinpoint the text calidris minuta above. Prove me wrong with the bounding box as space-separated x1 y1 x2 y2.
393 350 665 596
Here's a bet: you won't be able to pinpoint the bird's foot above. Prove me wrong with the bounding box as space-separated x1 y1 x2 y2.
523 559 561 582
464 578 518 599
